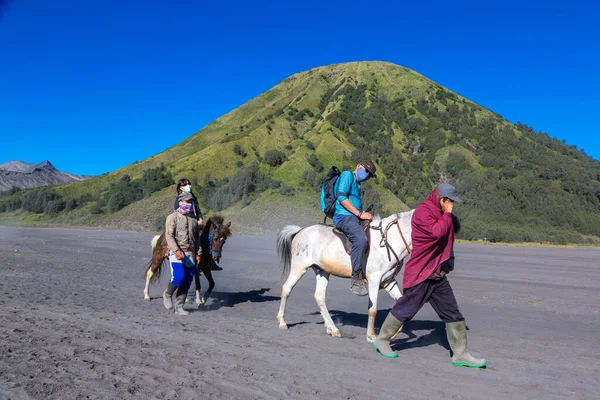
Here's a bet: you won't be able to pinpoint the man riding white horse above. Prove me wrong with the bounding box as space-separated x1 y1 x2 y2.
327 160 377 296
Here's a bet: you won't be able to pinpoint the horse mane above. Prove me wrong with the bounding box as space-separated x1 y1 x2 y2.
372 209 415 226
395 209 415 225
211 214 224 225
210 214 232 238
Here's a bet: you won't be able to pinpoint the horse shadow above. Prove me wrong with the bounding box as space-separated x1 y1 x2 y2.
198 288 280 311
310 309 450 351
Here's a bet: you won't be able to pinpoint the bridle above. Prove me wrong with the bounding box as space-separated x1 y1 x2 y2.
208 223 223 258
369 215 412 269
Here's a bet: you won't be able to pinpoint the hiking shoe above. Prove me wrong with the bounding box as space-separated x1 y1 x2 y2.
350 278 368 296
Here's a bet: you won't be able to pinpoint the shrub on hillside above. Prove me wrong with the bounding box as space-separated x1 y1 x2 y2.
278 184 295 196
140 164 174 197
90 203 103 214
307 154 324 173
101 165 174 212
199 161 280 211
107 192 129 212
361 181 384 215
293 108 314 121
44 199 66 214
104 180 143 211
22 189 63 214
0 197 21 212
65 198 78 211
446 151 470 177
302 170 323 191
263 150 287 167
233 144 247 157
78 193 94 204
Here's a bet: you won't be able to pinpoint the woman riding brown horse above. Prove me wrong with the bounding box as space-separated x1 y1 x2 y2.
143 215 231 306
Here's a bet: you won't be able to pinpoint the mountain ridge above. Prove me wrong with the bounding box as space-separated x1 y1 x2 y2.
1 61 599 244
0 160 91 192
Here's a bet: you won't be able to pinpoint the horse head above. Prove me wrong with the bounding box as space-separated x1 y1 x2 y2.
207 215 232 263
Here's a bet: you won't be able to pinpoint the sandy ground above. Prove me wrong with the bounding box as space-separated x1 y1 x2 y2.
0 226 599 400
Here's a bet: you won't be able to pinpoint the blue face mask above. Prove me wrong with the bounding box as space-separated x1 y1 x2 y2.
356 167 370 182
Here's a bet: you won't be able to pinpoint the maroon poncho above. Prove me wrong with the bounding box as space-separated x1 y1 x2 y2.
403 187 454 290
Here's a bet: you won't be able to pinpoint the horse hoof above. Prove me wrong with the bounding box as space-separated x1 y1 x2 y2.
366 335 376 343
279 324 289 330
327 327 342 338
195 297 205 306
144 295 150 301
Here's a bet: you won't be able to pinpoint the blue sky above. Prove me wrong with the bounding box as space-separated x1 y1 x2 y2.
1 0 598 175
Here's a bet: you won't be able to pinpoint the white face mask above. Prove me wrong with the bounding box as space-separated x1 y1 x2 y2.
182 185 192 193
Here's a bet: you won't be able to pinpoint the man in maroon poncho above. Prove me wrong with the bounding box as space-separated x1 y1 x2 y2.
372 183 487 368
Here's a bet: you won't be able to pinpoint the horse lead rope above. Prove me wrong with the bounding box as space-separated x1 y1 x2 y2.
394 219 412 255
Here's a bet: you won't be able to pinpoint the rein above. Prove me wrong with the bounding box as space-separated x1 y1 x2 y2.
208 223 222 258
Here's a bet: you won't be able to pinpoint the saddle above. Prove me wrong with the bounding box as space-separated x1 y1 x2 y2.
331 219 371 255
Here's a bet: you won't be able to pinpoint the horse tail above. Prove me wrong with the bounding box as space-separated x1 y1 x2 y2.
277 225 302 277
144 234 168 284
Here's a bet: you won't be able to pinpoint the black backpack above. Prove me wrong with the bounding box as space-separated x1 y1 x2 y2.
320 166 341 222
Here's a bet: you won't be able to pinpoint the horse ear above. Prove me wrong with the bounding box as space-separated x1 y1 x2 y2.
226 222 231 228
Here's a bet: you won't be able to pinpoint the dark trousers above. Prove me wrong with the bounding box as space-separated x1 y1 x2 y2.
335 215 368 278
391 277 464 323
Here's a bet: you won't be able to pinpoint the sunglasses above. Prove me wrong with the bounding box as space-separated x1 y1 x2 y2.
360 165 374 178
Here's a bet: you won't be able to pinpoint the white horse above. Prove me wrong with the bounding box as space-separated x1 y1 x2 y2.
276 210 414 342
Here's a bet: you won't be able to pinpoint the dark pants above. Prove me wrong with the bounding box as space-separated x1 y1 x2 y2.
391 277 464 323
335 215 368 278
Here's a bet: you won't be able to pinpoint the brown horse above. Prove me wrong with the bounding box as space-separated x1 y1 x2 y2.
143 215 232 306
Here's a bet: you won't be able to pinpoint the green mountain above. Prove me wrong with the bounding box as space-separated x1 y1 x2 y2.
2 61 600 244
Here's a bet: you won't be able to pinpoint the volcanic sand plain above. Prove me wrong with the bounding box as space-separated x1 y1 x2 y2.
0 226 599 399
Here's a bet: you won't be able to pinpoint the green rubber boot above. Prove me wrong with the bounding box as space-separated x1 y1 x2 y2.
373 312 403 359
163 283 177 310
446 321 487 368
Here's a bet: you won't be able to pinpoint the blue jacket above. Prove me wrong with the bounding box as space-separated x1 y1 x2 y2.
332 170 362 225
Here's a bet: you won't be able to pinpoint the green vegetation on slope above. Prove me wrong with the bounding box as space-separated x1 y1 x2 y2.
1 61 599 244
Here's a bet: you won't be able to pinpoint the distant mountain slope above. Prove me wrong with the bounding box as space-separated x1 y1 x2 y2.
0 160 91 191
1 62 599 244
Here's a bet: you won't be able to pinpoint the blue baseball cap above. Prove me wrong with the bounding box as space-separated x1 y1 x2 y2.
437 183 463 203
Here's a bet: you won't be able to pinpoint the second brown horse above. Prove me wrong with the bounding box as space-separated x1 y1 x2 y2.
143 215 232 306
